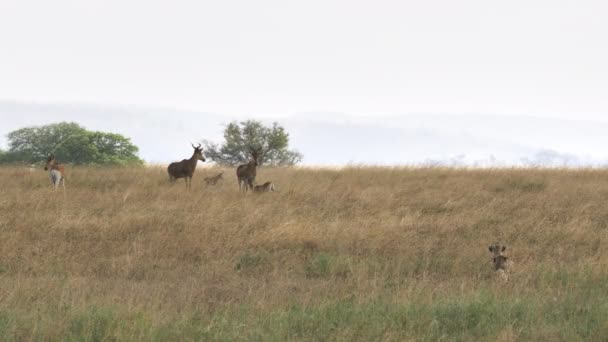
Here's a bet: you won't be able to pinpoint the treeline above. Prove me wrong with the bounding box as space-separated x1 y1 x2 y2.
0 120 302 167
0 122 143 166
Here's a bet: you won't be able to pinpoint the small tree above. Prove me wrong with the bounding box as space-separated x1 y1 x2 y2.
2 122 143 166
203 120 302 166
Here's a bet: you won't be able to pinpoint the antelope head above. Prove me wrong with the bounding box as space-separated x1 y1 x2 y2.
488 244 506 256
44 153 55 171
488 244 509 272
250 150 260 167
191 143 206 162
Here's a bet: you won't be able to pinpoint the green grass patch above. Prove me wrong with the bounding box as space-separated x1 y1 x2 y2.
235 252 264 272
304 253 351 279
304 253 332 278
2 290 608 341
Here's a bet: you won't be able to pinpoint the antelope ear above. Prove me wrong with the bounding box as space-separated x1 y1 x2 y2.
502 246 507 252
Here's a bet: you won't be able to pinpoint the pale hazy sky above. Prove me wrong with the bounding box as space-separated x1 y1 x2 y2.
1 1 608 165
1 0 607 119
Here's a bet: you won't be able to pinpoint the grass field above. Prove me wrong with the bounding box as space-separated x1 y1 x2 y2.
1 166 608 341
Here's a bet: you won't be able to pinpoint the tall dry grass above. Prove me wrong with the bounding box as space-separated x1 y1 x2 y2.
1 166 608 340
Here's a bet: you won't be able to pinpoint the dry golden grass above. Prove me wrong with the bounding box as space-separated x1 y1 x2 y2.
1 166 608 340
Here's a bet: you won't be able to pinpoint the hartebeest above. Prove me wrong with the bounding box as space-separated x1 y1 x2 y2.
44 153 65 190
167 144 206 189
236 152 259 193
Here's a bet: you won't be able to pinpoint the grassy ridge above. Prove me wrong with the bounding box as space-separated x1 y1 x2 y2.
1 166 607 340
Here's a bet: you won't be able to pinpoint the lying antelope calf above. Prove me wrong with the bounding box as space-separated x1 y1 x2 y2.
488 244 513 282
204 172 224 186
253 181 277 193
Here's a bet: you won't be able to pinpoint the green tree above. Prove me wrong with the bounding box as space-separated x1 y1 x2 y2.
203 120 302 166
0 149 7 164
2 122 143 166
87 131 143 165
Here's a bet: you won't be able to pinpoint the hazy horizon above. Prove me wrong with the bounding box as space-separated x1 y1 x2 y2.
2 101 608 167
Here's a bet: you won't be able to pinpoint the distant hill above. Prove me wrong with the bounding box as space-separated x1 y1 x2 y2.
1 101 607 166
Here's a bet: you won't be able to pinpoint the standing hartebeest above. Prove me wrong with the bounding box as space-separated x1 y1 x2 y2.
167 144 206 189
44 153 65 190
236 151 259 193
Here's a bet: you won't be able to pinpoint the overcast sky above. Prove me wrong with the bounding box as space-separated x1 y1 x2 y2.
1 1 607 165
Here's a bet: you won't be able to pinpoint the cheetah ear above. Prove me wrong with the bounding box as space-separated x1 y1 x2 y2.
502 246 507 252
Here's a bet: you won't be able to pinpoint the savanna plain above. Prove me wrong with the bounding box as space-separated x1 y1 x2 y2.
1 166 608 341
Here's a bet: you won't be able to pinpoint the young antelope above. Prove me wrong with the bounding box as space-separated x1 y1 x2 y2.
253 181 277 193
204 172 224 186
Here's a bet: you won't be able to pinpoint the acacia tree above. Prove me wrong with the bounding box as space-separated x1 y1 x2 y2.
203 120 302 166
2 122 143 166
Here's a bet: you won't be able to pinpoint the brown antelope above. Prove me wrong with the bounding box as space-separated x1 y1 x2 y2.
236 152 259 193
488 244 512 282
167 144 206 189
204 172 224 186
44 153 65 190
253 181 277 193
